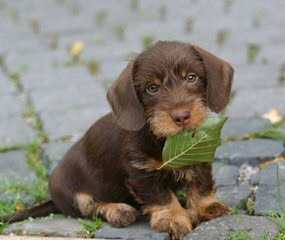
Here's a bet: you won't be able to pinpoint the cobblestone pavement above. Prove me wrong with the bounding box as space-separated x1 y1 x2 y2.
0 0 285 239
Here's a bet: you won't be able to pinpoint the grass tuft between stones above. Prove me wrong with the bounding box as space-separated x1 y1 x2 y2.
142 35 154 49
23 96 49 143
224 123 285 143
8 72 23 92
79 217 103 238
226 230 252 240
272 212 285 240
0 145 23 153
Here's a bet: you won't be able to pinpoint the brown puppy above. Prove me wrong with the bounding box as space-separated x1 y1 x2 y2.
4 41 234 239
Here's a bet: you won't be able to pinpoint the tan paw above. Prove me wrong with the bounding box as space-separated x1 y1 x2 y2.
150 208 192 239
200 201 229 221
104 203 138 227
202 202 229 220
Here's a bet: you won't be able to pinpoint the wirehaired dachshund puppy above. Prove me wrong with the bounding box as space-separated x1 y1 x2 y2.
4 41 234 239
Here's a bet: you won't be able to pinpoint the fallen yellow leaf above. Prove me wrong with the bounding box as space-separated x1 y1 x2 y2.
262 108 283 124
69 41 85 58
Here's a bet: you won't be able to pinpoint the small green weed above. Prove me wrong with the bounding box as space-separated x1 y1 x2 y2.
0 54 5 70
79 217 103 238
130 0 139 12
229 207 243 215
23 96 49 143
29 19 41 34
279 64 285 85
227 230 252 240
0 221 8 234
247 44 261 63
270 212 285 240
185 17 194 34
114 24 125 41
0 145 23 153
248 128 285 142
245 198 255 215
95 10 108 27
8 72 22 92
142 35 154 49
86 59 100 76
217 30 230 47
253 11 265 27
25 141 47 180
224 0 234 13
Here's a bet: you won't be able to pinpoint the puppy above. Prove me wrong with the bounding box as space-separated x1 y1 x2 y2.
4 41 233 239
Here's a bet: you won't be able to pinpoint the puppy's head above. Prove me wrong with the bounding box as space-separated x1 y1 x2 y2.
107 41 234 137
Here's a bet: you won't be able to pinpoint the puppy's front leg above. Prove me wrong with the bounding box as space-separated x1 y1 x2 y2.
186 164 229 225
126 166 192 239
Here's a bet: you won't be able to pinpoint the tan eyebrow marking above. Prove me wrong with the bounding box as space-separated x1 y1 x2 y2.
181 69 187 78
153 78 162 85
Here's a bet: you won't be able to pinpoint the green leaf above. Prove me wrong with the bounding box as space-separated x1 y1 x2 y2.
159 115 228 169
249 128 285 142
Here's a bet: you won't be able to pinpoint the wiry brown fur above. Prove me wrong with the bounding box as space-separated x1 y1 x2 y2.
3 41 233 239
144 193 192 240
186 187 229 225
96 203 138 227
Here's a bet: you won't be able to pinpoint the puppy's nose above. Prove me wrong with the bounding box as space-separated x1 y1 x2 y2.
171 111 191 127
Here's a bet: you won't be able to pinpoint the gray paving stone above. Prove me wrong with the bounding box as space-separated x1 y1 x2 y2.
233 65 280 91
80 41 142 63
184 215 279 240
99 59 128 83
222 117 271 140
96 217 169 240
36 12 94 35
216 139 285 166
21 66 97 92
213 165 239 187
213 164 252 208
4 49 69 74
0 116 36 147
0 93 25 120
43 142 73 174
3 215 86 238
227 88 285 118
217 183 252 208
30 81 108 113
255 184 285 216
0 29 43 53
0 72 17 94
0 151 36 184
253 162 285 215
40 105 109 141
251 161 285 186
259 43 285 65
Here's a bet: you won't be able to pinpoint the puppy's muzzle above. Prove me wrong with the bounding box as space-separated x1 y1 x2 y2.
170 110 191 127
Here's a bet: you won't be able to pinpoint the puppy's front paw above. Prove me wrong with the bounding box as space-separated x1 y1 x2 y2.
150 208 192 239
200 201 229 221
104 203 137 227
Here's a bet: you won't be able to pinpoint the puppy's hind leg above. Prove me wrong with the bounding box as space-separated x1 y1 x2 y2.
75 193 138 227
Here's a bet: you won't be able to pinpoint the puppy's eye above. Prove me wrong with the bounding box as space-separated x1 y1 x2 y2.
146 84 160 95
186 73 199 83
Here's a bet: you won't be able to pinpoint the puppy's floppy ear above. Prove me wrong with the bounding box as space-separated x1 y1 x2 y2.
192 45 234 112
107 60 145 131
